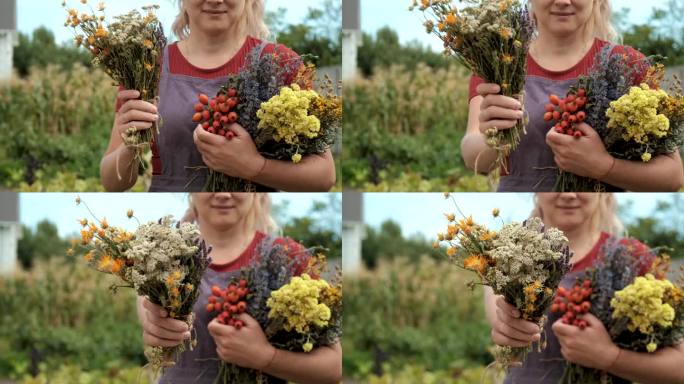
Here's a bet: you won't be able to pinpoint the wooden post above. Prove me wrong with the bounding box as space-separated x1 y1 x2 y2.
342 190 364 274
342 0 360 81
0 192 20 276
0 0 17 81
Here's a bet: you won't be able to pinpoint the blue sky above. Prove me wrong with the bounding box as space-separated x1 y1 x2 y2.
361 0 671 52
18 0 330 45
19 193 338 238
363 193 681 240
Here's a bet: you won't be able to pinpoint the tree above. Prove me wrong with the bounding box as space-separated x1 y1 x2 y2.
275 194 342 260
270 0 342 66
361 219 440 268
17 220 70 269
617 4 684 66
357 27 451 77
13 27 91 77
620 196 684 259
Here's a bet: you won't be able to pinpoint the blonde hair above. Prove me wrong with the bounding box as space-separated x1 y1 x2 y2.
172 0 270 40
530 193 624 237
530 0 618 42
183 193 278 234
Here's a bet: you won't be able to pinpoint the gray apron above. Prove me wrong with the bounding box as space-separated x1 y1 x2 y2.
150 43 269 192
159 236 286 384
504 236 632 384
497 76 579 192
497 44 622 192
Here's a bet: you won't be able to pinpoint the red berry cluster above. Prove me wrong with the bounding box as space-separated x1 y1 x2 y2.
543 88 588 138
551 279 593 329
192 89 239 139
207 279 249 329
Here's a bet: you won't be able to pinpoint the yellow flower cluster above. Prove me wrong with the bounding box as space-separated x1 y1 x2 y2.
606 84 671 145
267 274 332 335
257 84 322 147
611 274 676 335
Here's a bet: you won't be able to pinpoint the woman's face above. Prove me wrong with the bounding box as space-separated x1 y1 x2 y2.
193 193 254 231
532 0 595 38
536 193 600 232
184 0 247 35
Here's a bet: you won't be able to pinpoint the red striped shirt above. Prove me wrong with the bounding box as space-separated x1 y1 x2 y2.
115 37 300 175
209 231 309 276
571 232 652 275
469 39 647 100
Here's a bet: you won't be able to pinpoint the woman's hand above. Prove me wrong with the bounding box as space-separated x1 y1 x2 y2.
207 314 276 370
193 124 266 180
490 295 541 347
140 298 191 347
114 90 158 141
476 83 524 135
546 123 614 179
552 313 620 370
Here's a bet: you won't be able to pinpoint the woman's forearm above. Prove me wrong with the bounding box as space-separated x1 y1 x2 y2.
483 287 498 328
608 343 684 384
100 144 139 191
461 132 498 174
601 153 684 191
251 150 336 192
263 342 342 384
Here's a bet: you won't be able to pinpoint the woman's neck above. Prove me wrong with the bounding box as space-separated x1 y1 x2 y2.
530 30 595 71
199 222 256 264
179 23 249 68
561 224 601 264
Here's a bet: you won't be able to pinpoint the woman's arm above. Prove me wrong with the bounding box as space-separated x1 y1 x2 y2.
461 84 524 173
193 125 336 191
601 152 684 192
546 123 684 191
609 343 684 384
100 90 158 191
262 342 342 384
207 314 342 384
553 314 684 384
484 287 541 347
252 150 335 192
462 97 498 173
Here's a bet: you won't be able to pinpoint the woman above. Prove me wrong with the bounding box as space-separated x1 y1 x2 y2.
485 193 684 383
137 193 342 383
461 0 684 191
101 0 336 192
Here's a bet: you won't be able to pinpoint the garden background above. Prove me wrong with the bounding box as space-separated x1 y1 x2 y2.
343 193 684 383
342 0 684 191
0 192 341 384
0 0 342 192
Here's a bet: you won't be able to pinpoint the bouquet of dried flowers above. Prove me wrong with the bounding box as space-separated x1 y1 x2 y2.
411 0 534 172
63 0 166 175
552 238 684 384
436 193 571 368
206 240 342 383
549 46 684 191
193 47 341 191
69 196 211 374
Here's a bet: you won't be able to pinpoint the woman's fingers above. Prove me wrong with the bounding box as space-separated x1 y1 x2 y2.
118 98 158 115
476 83 501 97
480 93 522 111
480 105 524 122
491 329 535 348
117 89 140 105
143 319 189 342
118 108 159 126
142 298 167 317
480 119 519 133
142 331 185 348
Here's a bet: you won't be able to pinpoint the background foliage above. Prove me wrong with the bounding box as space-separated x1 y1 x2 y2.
0 1 342 192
